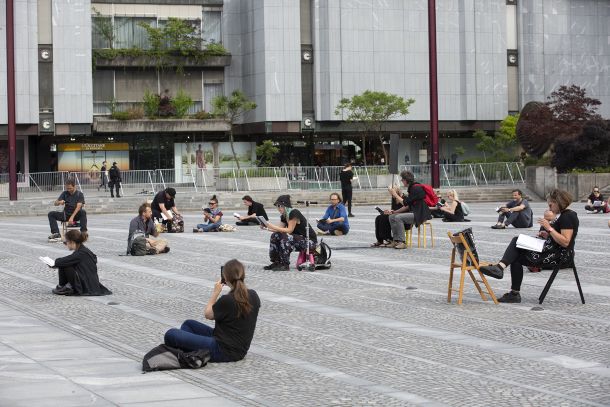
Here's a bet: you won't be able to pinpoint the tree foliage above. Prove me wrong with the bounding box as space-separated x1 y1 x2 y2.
256 140 280 167
335 90 415 165
212 90 257 170
474 114 519 162
552 120 610 173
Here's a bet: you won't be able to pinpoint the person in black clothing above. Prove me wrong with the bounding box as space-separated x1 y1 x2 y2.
98 161 108 191
263 194 317 271
340 163 355 217
164 259 260 362
480 189 579 303
585 186 606 213
236 195 269 226
432 189 465 222
151 187 181 224
47 179 87 240
50 230 112 296
388 170 432 249
371 186 404 247
108 162 122 198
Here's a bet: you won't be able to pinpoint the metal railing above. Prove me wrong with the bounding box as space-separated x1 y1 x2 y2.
0 162 525 198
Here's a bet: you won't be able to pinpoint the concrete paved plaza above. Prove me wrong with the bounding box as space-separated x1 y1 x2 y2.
0 201 609 406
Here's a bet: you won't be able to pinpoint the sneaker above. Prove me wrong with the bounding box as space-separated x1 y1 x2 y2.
263 262 279 270
491 224 506 229
479 264 504 279
394 242 407 249
271 263 289 271
193 228 202 233
52 283 73 296
48 233 61 240
498 291 521 303
381 241 396 248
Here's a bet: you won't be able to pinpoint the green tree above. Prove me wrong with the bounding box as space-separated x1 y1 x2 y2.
256 140 280 167
212 90 257 170
335 90 415 166
474 114 520 162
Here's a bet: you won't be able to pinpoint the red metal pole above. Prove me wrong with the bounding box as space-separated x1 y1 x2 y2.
428 0 440 188
6 0 18 200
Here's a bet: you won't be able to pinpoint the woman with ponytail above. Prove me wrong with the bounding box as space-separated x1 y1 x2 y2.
50 230 112 296
164 259 260 362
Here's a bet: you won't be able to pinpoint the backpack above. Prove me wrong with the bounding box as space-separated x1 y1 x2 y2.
419 184 439 207
453 228 479 266
167 214 184 233
313 239 332 270
142 344 210 372
130 234 148 256
460 201 471 216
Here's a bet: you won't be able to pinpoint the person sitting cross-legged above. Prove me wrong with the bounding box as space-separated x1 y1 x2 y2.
194 195 223 232
431 189 465 222
236 195 269 226
491 189 533 229
48 178 87 241
585 186 606 213
317 192 350 236
128 203 169 255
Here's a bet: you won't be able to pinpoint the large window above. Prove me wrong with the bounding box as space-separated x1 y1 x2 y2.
114 17 156 49
202 11 221 44
204 83 223 113
92 16 112 49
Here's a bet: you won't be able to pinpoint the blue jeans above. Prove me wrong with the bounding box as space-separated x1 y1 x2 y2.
164 319 230 362
197 222 221 232
317 221 349 235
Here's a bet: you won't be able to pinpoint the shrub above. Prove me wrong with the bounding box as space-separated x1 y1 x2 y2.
111 111 130 120
170 89 193 118
193 110 213 120
143 90 160 117
125 106 144 119
205 42 229 56
158 92 176 117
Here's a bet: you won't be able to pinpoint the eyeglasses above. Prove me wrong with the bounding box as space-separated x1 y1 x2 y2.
209 202 216 205
593 190 600 193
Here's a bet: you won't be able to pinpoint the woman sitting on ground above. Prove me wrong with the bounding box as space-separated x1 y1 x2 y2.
480 189 578 303
433 189 465 222
263 194 317 271
317 192 350 236
194 195 223 232
371 185 405 247
164 259 260 362
50 230 112 296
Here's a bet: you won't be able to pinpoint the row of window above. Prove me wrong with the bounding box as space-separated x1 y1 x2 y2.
92 12 221 49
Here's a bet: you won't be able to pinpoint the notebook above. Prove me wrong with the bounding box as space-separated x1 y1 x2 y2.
516 234 545 253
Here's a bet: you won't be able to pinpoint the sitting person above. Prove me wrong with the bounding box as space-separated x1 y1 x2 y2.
317 192 349 236
263 194 317 271
49 230 112 296
527 209 556 273
48 179 87 240
236 195 269 226
480 189 578 303
371 185 404 247
491 189 533 229
128 203 169 255
164 259 260 362
431 189 464 222
585 186 606 213
151 187 180 225
194 195 223 232
388 171 432 249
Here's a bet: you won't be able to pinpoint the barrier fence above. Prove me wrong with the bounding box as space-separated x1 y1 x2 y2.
0 162 525 198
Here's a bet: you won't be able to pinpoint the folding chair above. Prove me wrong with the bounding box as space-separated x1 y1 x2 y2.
405 220 434 248
538 256 585 304
447 231 498 305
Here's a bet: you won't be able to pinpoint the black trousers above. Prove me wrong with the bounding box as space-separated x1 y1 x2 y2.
58 266 76 287
48 210 87 234
108 180 121 197
374 214 392 242
500 236 536 292
342 187 353 214
236 218 260 226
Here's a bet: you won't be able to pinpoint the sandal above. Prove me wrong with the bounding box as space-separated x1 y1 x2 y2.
370 241 383 247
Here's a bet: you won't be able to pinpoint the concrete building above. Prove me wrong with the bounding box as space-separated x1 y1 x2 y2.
1 0 609 173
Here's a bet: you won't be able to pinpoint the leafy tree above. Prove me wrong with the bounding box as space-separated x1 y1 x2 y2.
473 114 519 162
256 140 280 167
552 120 610 173
212 90 257 170
92 8 114 49
335 90 415 165
138 18 201 54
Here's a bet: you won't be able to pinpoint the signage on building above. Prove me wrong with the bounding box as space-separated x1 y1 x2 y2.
58 143 129 152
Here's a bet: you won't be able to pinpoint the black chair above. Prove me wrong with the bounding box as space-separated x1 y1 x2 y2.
538 256 585 304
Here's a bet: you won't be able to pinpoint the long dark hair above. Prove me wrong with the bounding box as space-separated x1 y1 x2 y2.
222 259 251 318
65 230 88 247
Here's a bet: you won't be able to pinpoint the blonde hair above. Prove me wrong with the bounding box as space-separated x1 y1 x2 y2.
448 189 459 201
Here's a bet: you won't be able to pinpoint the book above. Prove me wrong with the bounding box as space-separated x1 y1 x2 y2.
593 200 602 207
233 212 241 218
516 234 545 253
39 256 55 267
257 215 269 227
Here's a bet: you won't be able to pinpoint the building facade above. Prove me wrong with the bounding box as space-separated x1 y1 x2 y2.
1 0 608 173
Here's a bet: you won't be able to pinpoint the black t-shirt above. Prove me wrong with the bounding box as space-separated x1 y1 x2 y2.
247 201 269 220
340 170 353 189
213 289 261 361
588 193 604 204
281 209 317 243
59 190 85 216
151 190 174 213
554 209 579 250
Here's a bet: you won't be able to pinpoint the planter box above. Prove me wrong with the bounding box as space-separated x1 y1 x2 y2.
94 54 232 68
93 118 230 133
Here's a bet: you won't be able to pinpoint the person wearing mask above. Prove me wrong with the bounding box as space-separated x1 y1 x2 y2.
108 162 122 198
584 186 606 213
339 163 355 217
164 259 260 362
263 195 317 271
47 179 87 241
194 195 223 232
236 195 269 226
127 202 169 255
151 187 180 224
480 189 579 303
316 192 349 236
491 189 533 229
47 230 112 296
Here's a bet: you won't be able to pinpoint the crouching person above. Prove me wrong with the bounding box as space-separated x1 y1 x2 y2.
317 192 349 236
164 259 260 362
128 203 170 255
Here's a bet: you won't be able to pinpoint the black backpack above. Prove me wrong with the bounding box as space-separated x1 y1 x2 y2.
313 239 332 270
453 228 479 266
142 344 210 372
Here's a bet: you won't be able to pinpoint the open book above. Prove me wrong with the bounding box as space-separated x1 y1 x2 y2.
233 212 241 218
39 256 55 267
257 215 269 227
516 234 545 253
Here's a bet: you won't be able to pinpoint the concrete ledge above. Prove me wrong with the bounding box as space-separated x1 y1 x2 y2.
93 118 230 133
94 54 231 68
526 166 610 200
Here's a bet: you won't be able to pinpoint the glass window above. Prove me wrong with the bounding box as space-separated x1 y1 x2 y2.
160 71 203 102
114 17 156 49
202 11 221 44
204 83 224 113
92 16 112 49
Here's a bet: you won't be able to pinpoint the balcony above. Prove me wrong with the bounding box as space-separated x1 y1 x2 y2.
93 117 230 133
93 49 231 69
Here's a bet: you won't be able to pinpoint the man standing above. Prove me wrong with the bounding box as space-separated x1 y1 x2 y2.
48 179 87 240
236 195 268 226
151 187 180 223
492 189 533 229
127 203 169 255
98 161 108 191
108 162 122 198
339 163 355 217
388 170 432 249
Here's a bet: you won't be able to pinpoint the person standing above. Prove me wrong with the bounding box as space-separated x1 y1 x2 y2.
98 161 108 191
47 179 87 240
340 163 355 217
108 162 122 198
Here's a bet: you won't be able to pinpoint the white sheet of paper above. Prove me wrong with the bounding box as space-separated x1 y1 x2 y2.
233 212 241 218
593 200 602 207
516 234 545 253
257 216 269 227
39 256 55 267
161 212 173 221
